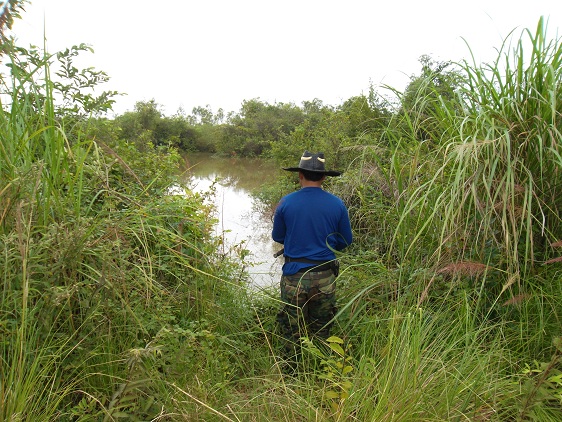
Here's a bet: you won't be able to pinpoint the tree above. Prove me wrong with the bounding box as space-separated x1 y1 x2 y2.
338 91 390 140
54 43 121 118
220 99 306 156
0 0 27 48
400 55 463 143
189 104 224 125
134 99 162 131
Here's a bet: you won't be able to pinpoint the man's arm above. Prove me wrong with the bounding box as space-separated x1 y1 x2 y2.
336 209 353 250
271 203 286 244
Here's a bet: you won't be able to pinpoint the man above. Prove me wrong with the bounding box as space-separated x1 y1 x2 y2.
272 150 353 355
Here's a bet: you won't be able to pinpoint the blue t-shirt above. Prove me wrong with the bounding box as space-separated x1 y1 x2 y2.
272 187 353 275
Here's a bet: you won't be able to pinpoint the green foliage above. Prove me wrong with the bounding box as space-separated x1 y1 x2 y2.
54 43 121 118
0 0 27 45
398 55 464 143
0 34 250 420
3 12 562 420
338 90 392 140
115 100 192 151
454 18 562 273
219 99 306 156
301 336 354 417
6 42 120 122
514 338 562 421
373 18 562 289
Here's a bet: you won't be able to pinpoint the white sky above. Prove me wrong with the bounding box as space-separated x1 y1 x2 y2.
12 0 562 117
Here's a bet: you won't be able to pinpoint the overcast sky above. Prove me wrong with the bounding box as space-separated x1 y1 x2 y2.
12 0 562 116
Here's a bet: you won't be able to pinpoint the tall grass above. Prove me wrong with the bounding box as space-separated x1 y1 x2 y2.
0 41 254 419
459 18 562 273
322 17 562 421
3 18 562 420
383 18 562 288
348 306 516 420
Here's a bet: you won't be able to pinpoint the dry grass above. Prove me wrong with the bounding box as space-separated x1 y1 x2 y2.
544 256 562 264
437 261 491 277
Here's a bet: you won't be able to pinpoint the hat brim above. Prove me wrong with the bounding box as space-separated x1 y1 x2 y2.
283 167 342 176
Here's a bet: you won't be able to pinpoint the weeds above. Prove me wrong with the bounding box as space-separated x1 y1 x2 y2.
1 15 562 421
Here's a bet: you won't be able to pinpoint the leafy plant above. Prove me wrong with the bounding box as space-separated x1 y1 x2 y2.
516 337 562 421
301 336 354 417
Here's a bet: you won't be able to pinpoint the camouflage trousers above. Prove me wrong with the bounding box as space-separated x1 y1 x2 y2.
277 268 336 353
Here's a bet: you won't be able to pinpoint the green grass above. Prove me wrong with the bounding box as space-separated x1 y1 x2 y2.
1 17 562 421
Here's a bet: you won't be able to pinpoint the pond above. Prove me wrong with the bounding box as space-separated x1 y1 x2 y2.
179 153 283 288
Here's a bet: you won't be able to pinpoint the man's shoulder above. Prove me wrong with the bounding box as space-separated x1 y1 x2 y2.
283 188 344 203
320 189 345 202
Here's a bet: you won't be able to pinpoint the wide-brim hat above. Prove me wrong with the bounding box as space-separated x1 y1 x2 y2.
282 150 342 176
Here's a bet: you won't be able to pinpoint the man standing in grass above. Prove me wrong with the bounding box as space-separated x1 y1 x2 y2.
272 150 353 359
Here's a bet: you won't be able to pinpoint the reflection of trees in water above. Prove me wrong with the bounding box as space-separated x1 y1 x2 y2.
179 153 282 286
218 175 239 187
181 153 281 285
181 153 278 192
242 209 275 245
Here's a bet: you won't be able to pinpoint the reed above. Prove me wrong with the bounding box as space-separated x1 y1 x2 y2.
319 17 562 420
382 18 562 292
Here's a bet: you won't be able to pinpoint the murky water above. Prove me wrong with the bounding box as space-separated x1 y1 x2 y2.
179 153 282 288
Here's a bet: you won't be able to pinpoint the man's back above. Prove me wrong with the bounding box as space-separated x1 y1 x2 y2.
272 186 352 274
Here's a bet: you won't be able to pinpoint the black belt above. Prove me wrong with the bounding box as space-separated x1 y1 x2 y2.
284 256 334 272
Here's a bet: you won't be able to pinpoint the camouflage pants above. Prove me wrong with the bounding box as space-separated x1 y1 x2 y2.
277 268 336 353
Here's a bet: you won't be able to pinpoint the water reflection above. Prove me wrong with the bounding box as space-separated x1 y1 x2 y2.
180 153 282 288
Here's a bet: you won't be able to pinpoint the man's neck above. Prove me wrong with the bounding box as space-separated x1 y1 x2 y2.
298 171 325 188
300 180 323 188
